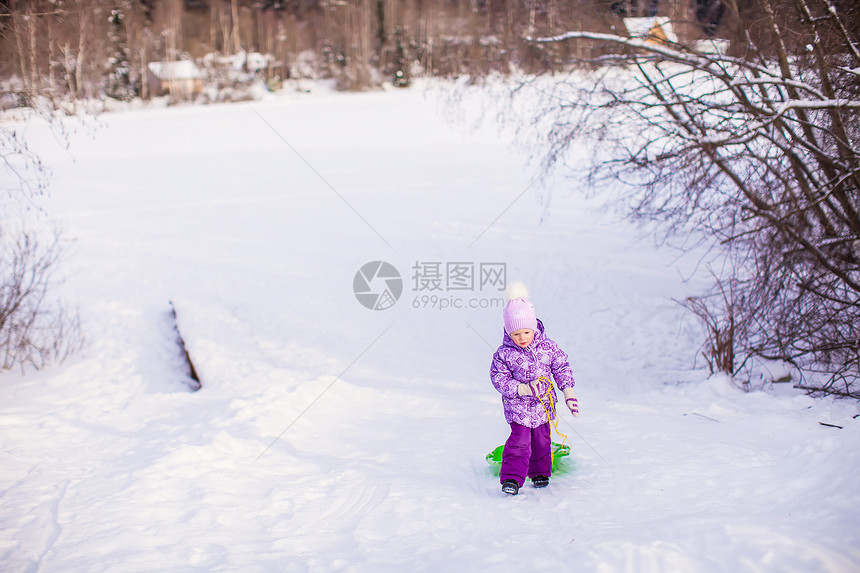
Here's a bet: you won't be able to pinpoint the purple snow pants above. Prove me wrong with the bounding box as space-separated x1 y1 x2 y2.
500 422 551 486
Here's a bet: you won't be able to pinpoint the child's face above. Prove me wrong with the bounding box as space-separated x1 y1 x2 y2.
509 328 534 348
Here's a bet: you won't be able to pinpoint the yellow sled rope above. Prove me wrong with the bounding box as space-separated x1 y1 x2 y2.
533 375 570 464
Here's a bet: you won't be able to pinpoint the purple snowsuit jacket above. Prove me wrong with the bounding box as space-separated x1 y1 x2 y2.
490 319 576 428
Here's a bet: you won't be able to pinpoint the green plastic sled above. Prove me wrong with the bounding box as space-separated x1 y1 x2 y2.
485 442 571 476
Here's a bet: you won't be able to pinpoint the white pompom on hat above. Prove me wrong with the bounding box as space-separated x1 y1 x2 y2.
503 281 537 334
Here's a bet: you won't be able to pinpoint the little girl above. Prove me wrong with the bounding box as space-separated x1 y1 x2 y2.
490 283 578 495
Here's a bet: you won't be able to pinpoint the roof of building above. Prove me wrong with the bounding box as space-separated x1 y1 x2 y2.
147 60 205 80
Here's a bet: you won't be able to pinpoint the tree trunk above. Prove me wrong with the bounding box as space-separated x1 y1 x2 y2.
231 0 241 54
76 10 88 99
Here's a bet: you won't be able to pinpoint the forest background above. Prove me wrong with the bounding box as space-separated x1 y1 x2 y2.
1 0 724 101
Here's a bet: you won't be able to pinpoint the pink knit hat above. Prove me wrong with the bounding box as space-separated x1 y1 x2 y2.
504 298 537 334
503 281 537 334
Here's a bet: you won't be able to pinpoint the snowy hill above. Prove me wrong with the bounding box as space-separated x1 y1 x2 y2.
1 82 859 572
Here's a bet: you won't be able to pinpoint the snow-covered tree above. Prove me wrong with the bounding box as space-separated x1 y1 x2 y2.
519 0 860 396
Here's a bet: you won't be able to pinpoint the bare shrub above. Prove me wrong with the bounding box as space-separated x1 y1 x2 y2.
1 98 82 372
681 276 740 378
0 226 81 371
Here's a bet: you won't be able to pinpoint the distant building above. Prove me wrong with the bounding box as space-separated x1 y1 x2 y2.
147 60 205 98
623 17 679 46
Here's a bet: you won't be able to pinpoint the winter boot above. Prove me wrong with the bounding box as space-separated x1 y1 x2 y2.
501 479 519 495
532 475 549 488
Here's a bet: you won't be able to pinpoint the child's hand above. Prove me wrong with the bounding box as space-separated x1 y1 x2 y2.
563 387 579 417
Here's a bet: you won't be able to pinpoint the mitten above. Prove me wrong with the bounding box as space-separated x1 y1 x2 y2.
563 387 579 416
517 379 550 397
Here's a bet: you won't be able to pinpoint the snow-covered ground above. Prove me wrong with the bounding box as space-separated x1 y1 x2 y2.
2 81 859 572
